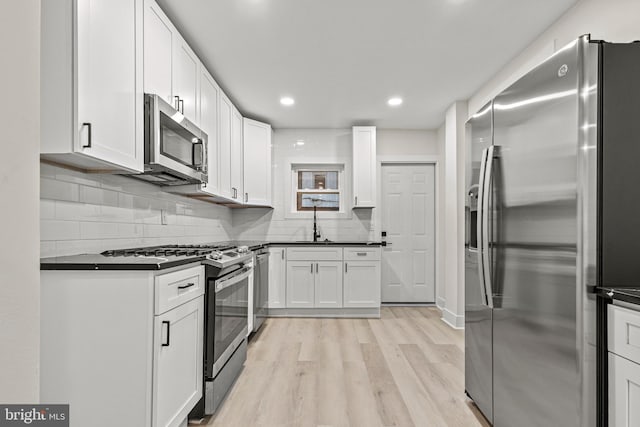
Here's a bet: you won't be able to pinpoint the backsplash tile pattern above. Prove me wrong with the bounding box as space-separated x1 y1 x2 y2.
40 163 233 257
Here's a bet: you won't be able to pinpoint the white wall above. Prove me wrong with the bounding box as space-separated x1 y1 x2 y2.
468 0 640 117
442 102 467 329
377 129 439 156
0 0 40 402
234 129 375 242
40 164 233 257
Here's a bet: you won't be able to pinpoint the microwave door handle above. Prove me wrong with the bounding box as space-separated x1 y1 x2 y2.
192 140 203 171
476 148 489 307
481 145 497 308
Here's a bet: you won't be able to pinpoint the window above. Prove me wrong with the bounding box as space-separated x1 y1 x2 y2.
292 166 343 212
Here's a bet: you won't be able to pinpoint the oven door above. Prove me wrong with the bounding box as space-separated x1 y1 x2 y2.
144 93 208 184
211 265 250 378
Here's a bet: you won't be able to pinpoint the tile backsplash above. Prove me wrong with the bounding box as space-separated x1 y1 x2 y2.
40 162 233 257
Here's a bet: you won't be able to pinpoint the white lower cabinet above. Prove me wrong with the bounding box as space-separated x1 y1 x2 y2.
286 261 315 308
154 297 204 427
609 352 640 427
41 265 205 427
315 262 343 308
343 260 381 308
268 247 286 308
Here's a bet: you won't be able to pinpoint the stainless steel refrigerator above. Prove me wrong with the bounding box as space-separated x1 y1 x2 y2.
465 35 640 426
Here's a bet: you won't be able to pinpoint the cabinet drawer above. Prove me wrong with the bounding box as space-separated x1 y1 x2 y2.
344 247 381 261
155 265 204 314
286 247 343 261
608 304 640 363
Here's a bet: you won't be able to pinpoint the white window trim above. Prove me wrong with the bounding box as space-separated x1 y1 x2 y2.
285 162 352 219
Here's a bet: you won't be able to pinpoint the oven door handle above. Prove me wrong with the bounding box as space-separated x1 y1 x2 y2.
215 267 252 293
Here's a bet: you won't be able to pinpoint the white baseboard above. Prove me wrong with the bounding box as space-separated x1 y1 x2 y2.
441 308 464 329
436 296 446 310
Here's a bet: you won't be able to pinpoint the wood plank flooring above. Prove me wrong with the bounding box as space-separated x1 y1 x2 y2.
190 307 490 427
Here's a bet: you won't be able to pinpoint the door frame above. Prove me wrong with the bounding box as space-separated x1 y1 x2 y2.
376 156 441 304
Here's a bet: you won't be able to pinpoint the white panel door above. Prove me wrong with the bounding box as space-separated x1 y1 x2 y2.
199 70 220 195
173 37 199 125
153 296 203 427
143 0 173 103
609 353 640 427
381 164 435 303
231 108 244 202
286 261 314 308
314 261 343 308
343 261 381 308
268 248 286 308
218 93 233 199
243 118 272 206
76 0 143 172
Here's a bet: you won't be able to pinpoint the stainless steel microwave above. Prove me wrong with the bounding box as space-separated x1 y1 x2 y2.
136 93 208 186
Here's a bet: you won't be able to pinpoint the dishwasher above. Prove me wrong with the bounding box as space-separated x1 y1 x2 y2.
252 247 269 333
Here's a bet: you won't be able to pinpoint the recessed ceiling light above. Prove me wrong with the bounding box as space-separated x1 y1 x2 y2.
280 97 295 106
296 140 305 146
388 97 403 106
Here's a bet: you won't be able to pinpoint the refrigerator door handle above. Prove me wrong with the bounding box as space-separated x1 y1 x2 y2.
481 145 497 308
476 147 489 307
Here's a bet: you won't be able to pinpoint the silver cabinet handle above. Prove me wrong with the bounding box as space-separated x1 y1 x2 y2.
174 95 180 111
245 193 248 203
82 122 92 148
281 249 284 260
316 263 319 273
357 252 367 256
355 196 358 206
162 321 170 347
310 263 313 274
345 262 348 273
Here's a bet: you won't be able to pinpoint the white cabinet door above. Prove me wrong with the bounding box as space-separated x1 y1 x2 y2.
286 261 315 308
243 118 272 206
609 352 640 427
343 261 381 308
153 296 203 427
352 126 376 208
268 248 286 308
199 70 220 195
173 37 200 125
76 0 143 172
218 93 233 199
315 261 343 308
143 0 173 104
231 107 244 202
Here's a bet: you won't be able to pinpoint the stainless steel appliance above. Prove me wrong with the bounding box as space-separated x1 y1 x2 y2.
192 245 252 417
136 93 208 185
252 246 269 333
465 35 640 426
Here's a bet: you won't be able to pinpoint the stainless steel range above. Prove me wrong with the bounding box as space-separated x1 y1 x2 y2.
190 245 253 418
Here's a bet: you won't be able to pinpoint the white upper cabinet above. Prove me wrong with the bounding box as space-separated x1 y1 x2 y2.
199 70 220 196
243 119 272 206
41 0 144 173
218 93 234 200
143 0 199 124
231 108 244 202
352 126 377 208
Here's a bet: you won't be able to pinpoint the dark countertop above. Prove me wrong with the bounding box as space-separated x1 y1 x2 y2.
596 287 640 306
268 241 382 247
40 240 381 270
40 254 205 271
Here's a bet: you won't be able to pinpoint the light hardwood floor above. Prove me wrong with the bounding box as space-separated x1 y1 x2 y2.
190 307 490 427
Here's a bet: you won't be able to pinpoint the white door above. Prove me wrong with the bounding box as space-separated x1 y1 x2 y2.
314 261 343 308
199 70 220 195
381 164 435 303
153 296 203 427
218 93 233 199
286 261 314 308
76 0 143 172
268 247 286 308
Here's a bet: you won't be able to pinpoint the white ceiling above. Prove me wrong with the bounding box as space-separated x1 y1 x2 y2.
157 0 578 130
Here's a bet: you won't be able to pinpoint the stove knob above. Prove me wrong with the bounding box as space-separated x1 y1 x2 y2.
208 251 223 260
237 246 249 254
